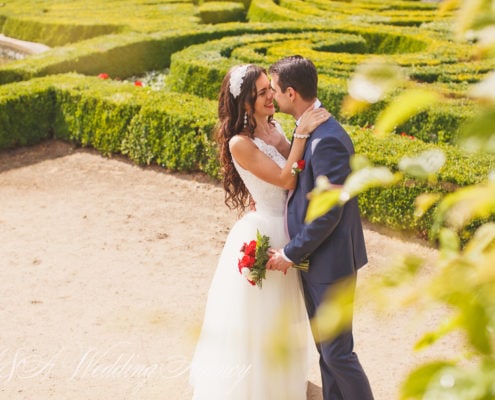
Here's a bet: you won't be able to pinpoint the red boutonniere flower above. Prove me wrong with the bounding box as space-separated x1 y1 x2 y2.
291 160 305 176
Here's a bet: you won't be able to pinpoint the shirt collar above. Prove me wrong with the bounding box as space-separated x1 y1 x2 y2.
295 99 322 126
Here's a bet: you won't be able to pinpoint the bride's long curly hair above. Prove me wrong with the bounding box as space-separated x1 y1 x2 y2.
216 64 273 211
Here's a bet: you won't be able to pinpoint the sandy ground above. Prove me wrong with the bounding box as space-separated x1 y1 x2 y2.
0 140 462 399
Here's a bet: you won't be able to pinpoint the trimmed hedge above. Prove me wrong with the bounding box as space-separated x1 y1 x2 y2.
349 126 495 238
0 31 212 84
0 74 219 177
0 0 493 239
1 17 124 47
0 1 200 40
0 75 493 239
199 2 246 24
167 29 487 144
0 82 55 148
0 23 317 85
248 0 440 25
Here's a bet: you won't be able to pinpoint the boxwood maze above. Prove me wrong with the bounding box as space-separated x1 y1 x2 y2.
0 0 493 238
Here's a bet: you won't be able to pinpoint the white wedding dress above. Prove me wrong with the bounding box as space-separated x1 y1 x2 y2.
190 136 311 400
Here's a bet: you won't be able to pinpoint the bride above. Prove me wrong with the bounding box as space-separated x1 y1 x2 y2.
189 64 330 399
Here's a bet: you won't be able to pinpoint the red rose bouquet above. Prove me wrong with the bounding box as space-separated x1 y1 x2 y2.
238 230 310 288
238 230 270 288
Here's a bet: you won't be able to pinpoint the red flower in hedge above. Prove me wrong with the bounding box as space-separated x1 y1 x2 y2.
400 132 415 140
134 80 143 87
98 73 109 80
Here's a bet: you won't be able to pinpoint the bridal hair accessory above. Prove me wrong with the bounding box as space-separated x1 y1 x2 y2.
291 159 306 176
243 112 248 128
229 64 250 98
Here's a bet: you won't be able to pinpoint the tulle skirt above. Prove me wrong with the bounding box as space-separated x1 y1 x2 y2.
190 211 311 400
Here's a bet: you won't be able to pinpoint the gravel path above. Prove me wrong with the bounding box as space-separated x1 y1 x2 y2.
0 140 462 399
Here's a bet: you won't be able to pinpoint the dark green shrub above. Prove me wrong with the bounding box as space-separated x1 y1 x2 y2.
199 2 246 24
0 81 55 148
121 93 218 176
358 183 432 236
349 126 494 238
1 17 123 47
248 0 298 21
0 74 220 176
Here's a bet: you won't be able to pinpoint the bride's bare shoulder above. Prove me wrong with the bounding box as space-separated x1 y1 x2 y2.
229 135 259 169
229 134 255 153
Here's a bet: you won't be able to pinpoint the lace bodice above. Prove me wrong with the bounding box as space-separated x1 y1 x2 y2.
233 137 288 217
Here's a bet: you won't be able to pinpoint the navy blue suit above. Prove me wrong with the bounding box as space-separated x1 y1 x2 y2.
284 116 374 399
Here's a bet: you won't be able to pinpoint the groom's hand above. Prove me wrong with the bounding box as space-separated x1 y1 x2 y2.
267 249 293 274
249 196 256 211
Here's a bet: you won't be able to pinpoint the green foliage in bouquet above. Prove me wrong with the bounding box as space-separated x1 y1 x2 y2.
252 230 270 288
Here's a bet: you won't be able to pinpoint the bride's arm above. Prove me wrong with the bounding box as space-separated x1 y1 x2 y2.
230 109 330 190
273 108 331 159
230 135 306 190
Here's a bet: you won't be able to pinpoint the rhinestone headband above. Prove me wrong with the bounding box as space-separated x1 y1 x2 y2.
229 64 250 98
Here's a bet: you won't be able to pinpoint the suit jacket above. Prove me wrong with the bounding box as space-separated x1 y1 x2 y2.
284 116 368 283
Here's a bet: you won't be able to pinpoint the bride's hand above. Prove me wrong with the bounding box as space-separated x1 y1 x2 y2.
295 108 331 136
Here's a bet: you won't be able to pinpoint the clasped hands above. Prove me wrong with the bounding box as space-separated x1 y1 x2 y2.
266 248 293 274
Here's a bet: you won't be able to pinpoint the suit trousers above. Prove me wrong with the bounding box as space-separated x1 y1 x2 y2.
301 275 374 400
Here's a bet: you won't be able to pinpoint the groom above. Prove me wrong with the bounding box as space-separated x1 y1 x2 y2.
266 56 374 400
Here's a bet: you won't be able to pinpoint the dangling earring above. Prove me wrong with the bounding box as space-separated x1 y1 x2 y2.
243 112 248 128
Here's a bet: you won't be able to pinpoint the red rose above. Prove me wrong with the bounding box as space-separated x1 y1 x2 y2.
245 240 257 257
297 160 305 170
238 255 255 271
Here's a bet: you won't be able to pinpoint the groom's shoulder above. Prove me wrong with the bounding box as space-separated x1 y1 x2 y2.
315 116 348 138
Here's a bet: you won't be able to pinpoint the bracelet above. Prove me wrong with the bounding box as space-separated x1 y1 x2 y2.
293 133 310 139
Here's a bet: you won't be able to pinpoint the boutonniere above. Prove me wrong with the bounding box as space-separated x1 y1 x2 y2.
291 160 305 176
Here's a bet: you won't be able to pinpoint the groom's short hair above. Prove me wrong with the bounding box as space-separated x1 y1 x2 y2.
269 55 318 101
